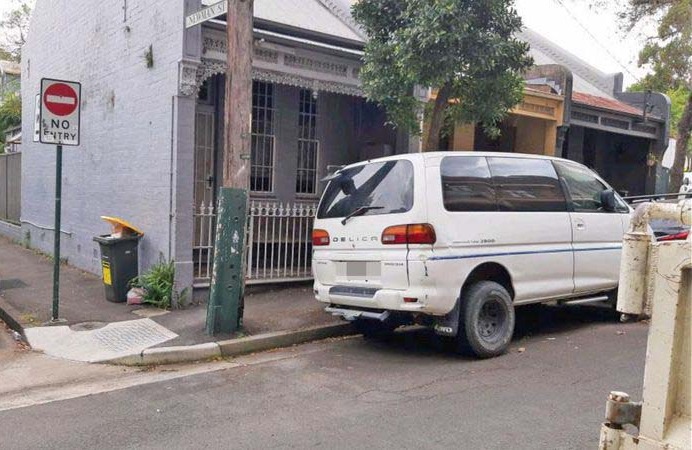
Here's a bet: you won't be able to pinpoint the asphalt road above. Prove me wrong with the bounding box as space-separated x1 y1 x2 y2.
0 305 647 450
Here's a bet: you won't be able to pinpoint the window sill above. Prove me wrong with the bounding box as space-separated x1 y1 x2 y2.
295 194 320 201
249 192 277 200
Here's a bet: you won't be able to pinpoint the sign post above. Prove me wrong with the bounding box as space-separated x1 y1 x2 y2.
39 78 81 322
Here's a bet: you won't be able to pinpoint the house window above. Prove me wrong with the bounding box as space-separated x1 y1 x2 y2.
296 89 319 194
251 81 275 192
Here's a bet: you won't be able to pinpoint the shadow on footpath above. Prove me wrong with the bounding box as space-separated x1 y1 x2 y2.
356 303 621 359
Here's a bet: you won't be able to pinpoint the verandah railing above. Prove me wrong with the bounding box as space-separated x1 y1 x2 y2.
193 200 317 286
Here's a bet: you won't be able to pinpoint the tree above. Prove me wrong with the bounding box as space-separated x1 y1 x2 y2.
0 90 21 148
617 0 691 191
0 1 32 62
352 0 533 151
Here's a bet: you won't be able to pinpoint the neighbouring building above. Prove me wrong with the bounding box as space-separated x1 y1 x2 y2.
0 60 20 96
12 0 672 297
442 29 670 198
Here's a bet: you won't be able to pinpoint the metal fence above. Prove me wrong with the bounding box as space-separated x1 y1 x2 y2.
0 152 21 223
193 200 317 286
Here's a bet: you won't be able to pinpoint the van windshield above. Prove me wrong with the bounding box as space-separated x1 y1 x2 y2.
317 160 414 219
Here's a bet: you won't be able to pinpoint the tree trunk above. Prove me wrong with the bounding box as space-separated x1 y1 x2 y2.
424 82 452 152
669 91 692 193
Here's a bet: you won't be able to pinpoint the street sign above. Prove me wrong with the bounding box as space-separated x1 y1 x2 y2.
39 78 81 146
38 78 82 323
185 0 227 28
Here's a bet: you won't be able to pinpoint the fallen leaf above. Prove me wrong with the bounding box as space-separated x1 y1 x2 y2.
616 331 626 335
517 347 526 353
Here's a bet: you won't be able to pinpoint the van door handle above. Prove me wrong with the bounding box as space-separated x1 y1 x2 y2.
575 220 586 230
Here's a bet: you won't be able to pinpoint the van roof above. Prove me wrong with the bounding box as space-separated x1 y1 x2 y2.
347 151 571 168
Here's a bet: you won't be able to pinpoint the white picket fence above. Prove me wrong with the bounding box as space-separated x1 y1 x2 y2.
193 200 318 286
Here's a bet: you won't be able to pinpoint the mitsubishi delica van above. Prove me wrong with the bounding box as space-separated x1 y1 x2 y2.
312 152 631 358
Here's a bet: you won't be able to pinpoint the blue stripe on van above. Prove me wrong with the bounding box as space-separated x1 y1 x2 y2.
427 245 622 261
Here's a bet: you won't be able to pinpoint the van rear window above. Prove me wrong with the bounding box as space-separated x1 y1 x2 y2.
317 160 414 219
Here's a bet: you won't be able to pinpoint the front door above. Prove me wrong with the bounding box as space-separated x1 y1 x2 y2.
193 107 216 282
194 107 216 209
553 161 628 294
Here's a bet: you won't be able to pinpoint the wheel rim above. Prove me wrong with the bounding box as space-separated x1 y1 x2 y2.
477 298 507 341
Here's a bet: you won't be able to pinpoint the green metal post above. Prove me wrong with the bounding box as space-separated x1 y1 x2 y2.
52 144 63 321
206 187 247 335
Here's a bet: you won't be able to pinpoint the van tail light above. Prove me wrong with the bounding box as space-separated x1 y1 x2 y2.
312 229 330 246
382 224 436 245
658 231 689 241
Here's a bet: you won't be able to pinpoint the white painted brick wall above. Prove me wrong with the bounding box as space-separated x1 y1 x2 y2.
21 0 189 275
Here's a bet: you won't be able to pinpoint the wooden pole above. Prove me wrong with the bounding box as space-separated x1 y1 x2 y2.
206 0 254 335
223 0 253 188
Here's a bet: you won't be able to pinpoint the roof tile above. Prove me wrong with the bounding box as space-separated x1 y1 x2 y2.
572 91 642 116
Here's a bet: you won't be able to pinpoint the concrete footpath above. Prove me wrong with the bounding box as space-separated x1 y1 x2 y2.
0 236 354 365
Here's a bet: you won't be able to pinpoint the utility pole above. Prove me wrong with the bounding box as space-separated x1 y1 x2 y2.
206 0 254 335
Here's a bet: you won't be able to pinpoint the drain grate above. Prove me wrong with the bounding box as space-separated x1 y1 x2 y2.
0 279 28 291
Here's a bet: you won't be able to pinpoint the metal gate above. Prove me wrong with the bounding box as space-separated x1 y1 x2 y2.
193 200 317 286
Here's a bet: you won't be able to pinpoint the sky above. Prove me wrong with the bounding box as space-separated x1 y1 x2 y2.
515 0 650 89
0 0 650 88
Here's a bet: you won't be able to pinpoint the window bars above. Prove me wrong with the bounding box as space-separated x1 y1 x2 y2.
296 89 319 195
251 81 276 192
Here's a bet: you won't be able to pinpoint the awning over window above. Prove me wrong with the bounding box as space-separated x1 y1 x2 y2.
196 25 364 97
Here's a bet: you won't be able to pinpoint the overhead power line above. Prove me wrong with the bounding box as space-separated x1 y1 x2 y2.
552 0 641 82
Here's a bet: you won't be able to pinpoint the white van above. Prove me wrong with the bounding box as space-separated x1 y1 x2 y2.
312 152 631 358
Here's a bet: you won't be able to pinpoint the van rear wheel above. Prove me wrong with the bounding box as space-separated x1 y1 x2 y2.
456 281 515 358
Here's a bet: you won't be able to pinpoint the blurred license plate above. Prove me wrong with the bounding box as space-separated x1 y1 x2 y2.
346 261 380 278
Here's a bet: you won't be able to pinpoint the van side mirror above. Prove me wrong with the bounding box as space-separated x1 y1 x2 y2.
600 189 616 212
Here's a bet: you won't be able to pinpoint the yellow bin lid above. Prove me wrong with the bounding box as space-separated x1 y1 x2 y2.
100 216 144 236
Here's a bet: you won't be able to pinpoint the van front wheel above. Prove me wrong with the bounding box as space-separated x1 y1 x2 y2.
456 281 515 358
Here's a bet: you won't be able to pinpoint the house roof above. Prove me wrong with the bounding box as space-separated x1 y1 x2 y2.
572 91 642 116
518 28 617 98
203 0 365 43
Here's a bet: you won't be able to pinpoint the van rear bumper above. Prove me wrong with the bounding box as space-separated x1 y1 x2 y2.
313 281 453 315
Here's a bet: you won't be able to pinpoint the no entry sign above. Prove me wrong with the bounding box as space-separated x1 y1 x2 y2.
40 78 81 146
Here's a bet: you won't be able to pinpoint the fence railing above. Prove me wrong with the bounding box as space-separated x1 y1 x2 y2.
193 200 317 286
0 152 21 224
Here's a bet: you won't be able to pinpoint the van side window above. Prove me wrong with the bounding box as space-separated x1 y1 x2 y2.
487 158 567 212
553 161 623 212
441 156 497 211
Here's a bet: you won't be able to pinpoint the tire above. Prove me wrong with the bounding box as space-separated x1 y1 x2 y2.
455 281 515 358
353 318 397 340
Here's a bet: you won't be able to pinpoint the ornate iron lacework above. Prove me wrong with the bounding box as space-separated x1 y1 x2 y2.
203 36 278 63
254 48 279 63
252 69 363 97
202 36 226 55
194 59 364 97
284 54 349 77
601 117 630 130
